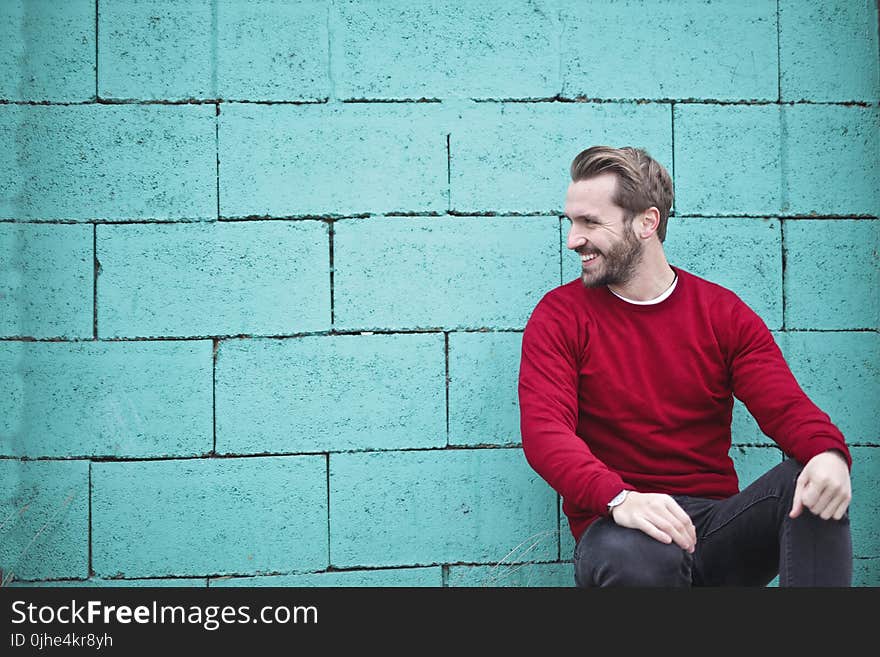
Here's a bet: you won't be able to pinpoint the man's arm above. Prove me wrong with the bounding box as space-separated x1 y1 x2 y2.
519 294 696 551
518 294 625 514
725 297 852 519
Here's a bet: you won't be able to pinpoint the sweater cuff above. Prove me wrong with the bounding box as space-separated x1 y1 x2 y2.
593 475 629 517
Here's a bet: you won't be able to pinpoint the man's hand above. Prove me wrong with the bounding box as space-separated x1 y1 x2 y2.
610 491 697 553
790 450 851 520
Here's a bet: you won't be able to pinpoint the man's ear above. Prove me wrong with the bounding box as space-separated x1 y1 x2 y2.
637 207 662 239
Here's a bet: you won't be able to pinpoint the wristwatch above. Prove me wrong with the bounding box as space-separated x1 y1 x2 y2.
607 489 631 513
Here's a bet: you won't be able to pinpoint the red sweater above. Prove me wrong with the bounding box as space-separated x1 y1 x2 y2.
518 267 851 541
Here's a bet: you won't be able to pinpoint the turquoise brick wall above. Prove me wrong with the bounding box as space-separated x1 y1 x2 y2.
92 456 328 577
1 0 877 588
97 221 331 337
0 105 217 220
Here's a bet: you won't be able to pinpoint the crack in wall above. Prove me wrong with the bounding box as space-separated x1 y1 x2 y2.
1 98 875 107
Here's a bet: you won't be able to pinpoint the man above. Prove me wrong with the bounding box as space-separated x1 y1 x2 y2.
518 145 853 587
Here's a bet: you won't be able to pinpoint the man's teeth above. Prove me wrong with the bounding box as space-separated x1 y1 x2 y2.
581 253 598 262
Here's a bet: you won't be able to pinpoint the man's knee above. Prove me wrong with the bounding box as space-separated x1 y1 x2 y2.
575 521 692 587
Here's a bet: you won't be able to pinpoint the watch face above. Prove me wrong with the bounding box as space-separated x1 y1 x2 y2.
609 490 628 507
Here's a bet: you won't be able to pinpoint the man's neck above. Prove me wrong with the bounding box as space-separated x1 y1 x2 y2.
607 250 676 302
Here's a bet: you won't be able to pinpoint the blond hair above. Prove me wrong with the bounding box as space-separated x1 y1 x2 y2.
570 146 674 242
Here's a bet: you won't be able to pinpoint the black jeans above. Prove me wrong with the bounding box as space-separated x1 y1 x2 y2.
573 458 852 587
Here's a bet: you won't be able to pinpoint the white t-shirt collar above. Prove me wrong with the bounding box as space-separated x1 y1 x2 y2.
608 272 678 305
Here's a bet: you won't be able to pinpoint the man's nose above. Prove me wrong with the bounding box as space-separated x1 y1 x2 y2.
567 227 586 251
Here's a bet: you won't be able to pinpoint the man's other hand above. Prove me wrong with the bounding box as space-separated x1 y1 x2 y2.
610 492 697 553
790 450 852 521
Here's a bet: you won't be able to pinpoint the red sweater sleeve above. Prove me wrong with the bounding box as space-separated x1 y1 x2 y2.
724 296 852 469
518 293 627 515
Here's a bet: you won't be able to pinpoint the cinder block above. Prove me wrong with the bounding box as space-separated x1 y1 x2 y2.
448 331 523 446
100 0 331 101
782 332 879 444
0 0 95 101
562 0 777 101
657 217 783 328
729 445 783 490
0 460 88 581
0 223 92 339
451 102 672 214
675 105 880 216
329 449 557 567
333 216 560 330
336 0 558 99
98 0 213 100
219 104 447 217
92 456 328 578
849 447 879 558
783 105 879 216
779 0 880 102
784 220 879 330
0 105 216 221
2 343 25 446
217 0 328 101
0 340 212 458
732 399 774 446
673 104 781 216
447 562 572 587
211 567 442 587
853 558 880 587
97 221 330 338
216 334 445 454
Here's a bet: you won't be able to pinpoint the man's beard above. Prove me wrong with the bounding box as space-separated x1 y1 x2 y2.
580 230 643 289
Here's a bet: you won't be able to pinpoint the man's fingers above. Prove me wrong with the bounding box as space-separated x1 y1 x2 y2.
619 493 697 551
646 512 694 553
790 478 806 518
800 480 820 510
830 496 851 521
635 518 672 545
787 452 852 521
817 486 851 521
664 499 697 546
790 476 851 520
813 487 837 519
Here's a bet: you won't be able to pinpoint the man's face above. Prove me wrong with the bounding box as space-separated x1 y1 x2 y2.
564 173 643 288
